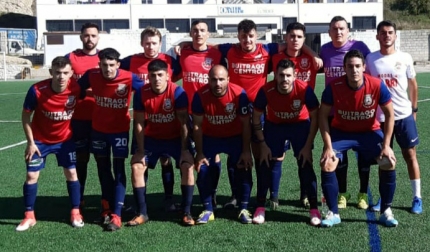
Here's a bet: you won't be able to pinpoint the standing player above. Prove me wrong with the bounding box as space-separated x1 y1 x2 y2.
78 48 144 231
129 59 195 226
320 16 372 209
178 20 225 209
120 27 181 211
17 56 84 231
319 50 398 228
271 22 320 208
252 59 320 226
192 65 253 224
65 23 106 211
365 20 422 214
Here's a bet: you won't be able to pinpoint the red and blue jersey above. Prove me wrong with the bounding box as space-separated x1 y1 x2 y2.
321 73 391 132
120 53 181 84
133 82 188 139
23 78 81 144
78 69 144 133
254 79 319 124
179 45 222 113
192 83 249 138
65 49 100 121
218 43 278 102
271 52 318 90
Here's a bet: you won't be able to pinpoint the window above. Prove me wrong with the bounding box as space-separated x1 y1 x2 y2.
141 0 153 3
46 20 74 32
191 18 216 32
167 0 181 3
352 16 376 30
139 19 164 29
193 0 204 3
257 24 277 31
74 20 102 32
282 17 297 31
165 19 190 33
103 19 130 33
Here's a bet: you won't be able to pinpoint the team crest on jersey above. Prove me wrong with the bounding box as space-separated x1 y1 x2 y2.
202 58 213 71
363 94 375 108
395 62 402 71
65 96 76 108
116 84 128 97
254 54 263 61
225 103 235 114
291 99 301 110
163 98 173 112
300 58 310 70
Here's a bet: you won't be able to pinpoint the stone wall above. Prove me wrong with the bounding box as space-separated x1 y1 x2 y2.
0 56 32 80
399 30 430 62
0 0 36 16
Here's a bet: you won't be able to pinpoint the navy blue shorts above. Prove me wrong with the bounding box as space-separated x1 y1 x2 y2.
91 130 129 158
27 139 76 172
381 114 419 149
202 135 242 166
71 119 92 152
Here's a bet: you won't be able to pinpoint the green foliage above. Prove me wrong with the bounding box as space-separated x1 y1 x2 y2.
390 0 430 16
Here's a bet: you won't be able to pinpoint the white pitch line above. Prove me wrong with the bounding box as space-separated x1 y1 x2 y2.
0 120 20 123
0 92 26 96
418 98 430 103
418 86 430 89
0 140 26 151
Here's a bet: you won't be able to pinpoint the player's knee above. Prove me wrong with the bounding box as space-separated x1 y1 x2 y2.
26 171 40 184
320 157 339 172
63 168 78 181
131 162 146 174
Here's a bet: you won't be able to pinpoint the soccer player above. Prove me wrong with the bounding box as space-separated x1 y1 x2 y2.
192 65 253 224
129 59 195 226
78 48 144 231
320 16 372 209
252 59 320 226
120 27 181 211
319 49 398 228
178 20 225 209
270 21 320 208
365 20 422 214
65 22 104 210
17 56 84 231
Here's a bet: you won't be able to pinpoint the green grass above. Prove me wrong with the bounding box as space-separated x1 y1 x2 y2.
1 74 430 251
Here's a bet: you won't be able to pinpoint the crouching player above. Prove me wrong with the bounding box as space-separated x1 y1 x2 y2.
17 56 84 231
192 65 253 224
128 59 195 226
252 59 320 226
319 50 398 228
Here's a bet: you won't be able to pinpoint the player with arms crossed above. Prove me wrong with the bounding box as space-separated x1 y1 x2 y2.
252 59 321 226
78 48 144 231
366 20 422 214
120 27 181 211
192 65 253 224
319 50 398 228
128 59 195 226
320 16 372 209
17 56 84 231
271 22 320 208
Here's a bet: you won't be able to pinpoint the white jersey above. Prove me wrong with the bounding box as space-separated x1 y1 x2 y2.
365 50 415 122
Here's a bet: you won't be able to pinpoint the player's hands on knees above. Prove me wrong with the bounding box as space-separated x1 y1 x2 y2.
237 151 253 171
320 148 338 172
194 152 209 173
379 146 396 167
25 143 41 163
259 142 272 167
180 150 194 168
298 144 313 168
131 150 146 166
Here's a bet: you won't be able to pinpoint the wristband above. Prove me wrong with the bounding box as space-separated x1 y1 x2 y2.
412 107 418 113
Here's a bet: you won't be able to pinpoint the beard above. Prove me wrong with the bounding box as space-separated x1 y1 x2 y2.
83 42 96 51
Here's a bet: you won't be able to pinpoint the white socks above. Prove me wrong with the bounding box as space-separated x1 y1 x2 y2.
411 179 421 198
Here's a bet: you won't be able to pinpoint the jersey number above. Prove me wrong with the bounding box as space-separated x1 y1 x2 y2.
68 152 77 162
115 138 128 147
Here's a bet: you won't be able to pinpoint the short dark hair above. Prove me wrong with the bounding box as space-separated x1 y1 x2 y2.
286 22 306 34
238 19 257 33
148 59 168 73
329 16 348 28
276 59 295 72
81 23 99 34
98 48 120 62
377 20 397 33
343 49 365 66
51 56 71 69
191 19 208 28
